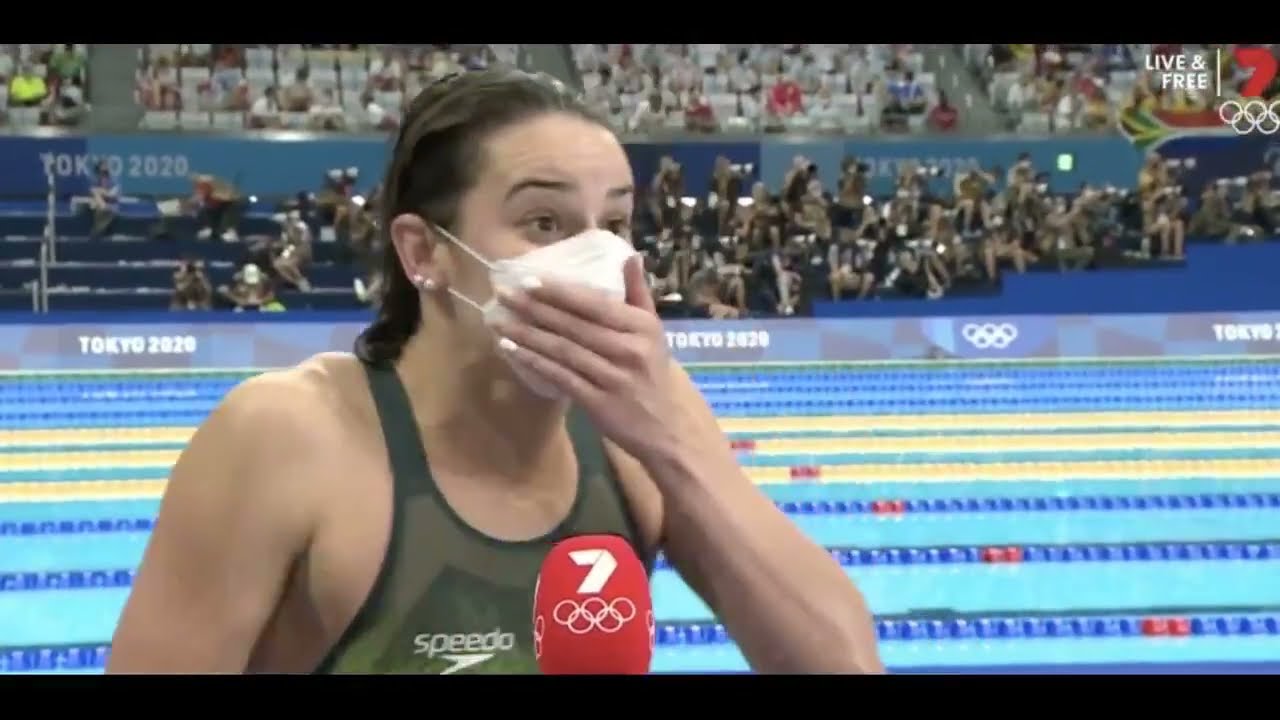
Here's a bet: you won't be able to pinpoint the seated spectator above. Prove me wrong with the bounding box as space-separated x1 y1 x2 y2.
316 167 358 225
1126 80 1156 112
354 269 384 306
763 244 807 315
224 79 251 112
629 93 665 132
827 234 875 300
211 46 243 97
794 53 822 94
927 90 959 131
404 70 427 101
248 85 281 129
1047 78 1075 131
86 160 120 238
369 48 404 92
808 86 842 132
1232 172 1276 239
1005 71 1038 113
880 94 910 132
790 180 832 244
584 70 620 118
271 210 314 291
308 88 346 131
983 217 1028 282
189 174 245 243
50 75 87 126
171 258 212 310
891 248 945 299
767 75 803 120
219 263 276 311
1098 44 1133 71
739 90 762 126
344 190 381 269
281 67 314 112
48 44 85 84
728 57 760 94
888 70 927 114
684 83 717 132
1042 195 1095 270
427 48 460 80
1080 86 1111 130
138 55 179 110
8 64 48 108
687 254 746 319
746 182 784 249
361 90 398 131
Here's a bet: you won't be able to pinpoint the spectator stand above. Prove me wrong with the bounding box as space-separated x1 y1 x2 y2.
576 45 948 136
0 165 379 312
136 44 499 132
0 44 90 129
624 142 1256 320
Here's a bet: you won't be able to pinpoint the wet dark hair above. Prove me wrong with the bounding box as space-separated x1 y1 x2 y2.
354 69 608 366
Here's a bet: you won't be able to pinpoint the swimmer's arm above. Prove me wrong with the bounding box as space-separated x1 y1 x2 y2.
107 376 314 673
653 363 883 674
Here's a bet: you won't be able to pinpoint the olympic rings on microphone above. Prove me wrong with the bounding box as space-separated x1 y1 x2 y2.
960 322 1019 350
533 615 546 658
552 597 637 634
1218 100 1280 135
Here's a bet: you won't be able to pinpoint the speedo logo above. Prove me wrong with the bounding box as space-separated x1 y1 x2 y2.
412 629 516 675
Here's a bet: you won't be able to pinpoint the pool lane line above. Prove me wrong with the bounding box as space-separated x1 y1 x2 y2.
8 607 1280 673
7 491 1280 538
648 537 1280 572
8 423 1280 453
1 356 1276 380
18 448 1280 482
0 422 1272 455
4 409 1280 441
12 426 1280 455
10 466 1280 504
10 457 1280 487
660 613 1280 645
0 480 166 503
9 538 1280 591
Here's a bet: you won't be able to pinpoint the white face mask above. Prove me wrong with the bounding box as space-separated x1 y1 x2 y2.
433 225 638 400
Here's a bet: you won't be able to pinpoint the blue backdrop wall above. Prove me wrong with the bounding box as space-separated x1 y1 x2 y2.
5 131 1259 200
0 130 1268 203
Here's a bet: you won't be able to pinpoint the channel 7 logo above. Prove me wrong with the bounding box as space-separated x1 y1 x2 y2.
1220 46 1279 134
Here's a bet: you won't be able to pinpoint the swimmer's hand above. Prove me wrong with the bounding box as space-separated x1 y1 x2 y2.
495 257 883 673
490 254 688 467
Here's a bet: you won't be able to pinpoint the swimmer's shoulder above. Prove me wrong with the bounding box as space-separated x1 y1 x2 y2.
199 352 374 464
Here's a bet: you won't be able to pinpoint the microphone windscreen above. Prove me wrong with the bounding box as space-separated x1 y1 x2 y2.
533 534 654 674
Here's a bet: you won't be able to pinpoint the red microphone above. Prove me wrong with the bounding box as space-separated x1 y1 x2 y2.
533 534 654 674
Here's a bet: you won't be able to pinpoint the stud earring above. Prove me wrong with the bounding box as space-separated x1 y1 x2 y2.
412 274 437 291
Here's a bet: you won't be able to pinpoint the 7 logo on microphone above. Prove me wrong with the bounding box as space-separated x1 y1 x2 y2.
532 535 656 674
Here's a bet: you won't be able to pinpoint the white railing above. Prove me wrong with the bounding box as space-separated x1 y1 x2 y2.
37 240 49 313
36 166 54 312
44 165 57 264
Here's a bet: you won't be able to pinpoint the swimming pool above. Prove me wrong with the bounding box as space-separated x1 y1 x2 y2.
2 359 1279 673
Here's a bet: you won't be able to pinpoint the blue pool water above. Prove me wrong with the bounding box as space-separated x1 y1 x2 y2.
3 360 1280 673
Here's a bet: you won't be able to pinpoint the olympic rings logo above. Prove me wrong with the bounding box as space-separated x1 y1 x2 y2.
533 615 545 659
552 597 637 634
961 322 1019 349
1219 100 1280 135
